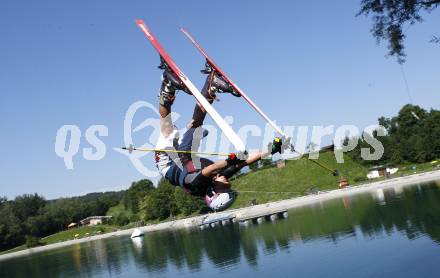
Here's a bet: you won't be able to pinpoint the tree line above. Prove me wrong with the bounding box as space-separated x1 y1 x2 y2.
0 191 123 251
346 104 440 166
111 178 206 226
0 178 208 251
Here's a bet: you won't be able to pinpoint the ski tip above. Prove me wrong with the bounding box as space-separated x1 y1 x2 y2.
180 27 186 32
135 19 144 25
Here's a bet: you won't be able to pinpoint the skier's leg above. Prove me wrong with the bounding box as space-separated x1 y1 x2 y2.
177 128 208 153
189 73 215 129
156 70 184 177
154 72 180 180
171 72 216 166
159 106 173 138
158 70 183 137
175 72 217 168
189 71 234 128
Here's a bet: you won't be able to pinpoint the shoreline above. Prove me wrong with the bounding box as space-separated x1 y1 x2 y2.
1 169 440 261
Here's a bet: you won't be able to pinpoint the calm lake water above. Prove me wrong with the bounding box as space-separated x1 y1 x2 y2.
2 180 440 278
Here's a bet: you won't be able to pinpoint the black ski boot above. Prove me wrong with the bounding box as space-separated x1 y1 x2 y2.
211 74 232 92
201 63 240 98
159 70 185 108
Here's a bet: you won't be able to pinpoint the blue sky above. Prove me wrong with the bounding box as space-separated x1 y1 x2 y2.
1 0 439 199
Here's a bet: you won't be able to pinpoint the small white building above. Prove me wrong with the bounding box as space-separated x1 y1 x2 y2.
80 216 112 226
367 166 398 179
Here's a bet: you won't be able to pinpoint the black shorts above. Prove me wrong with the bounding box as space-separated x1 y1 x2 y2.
184 171 212 197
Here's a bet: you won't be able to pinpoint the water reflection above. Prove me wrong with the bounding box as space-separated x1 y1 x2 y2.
131 237 144 251
2 181 440 277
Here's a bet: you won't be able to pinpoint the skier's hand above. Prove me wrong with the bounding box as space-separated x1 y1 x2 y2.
226 153 241 165
270 137 283 155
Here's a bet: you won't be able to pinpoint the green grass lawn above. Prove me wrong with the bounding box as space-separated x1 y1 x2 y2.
230 153 439 209
394 161 437 176
230 152 370 209
41 225 119 245
0 225 118 255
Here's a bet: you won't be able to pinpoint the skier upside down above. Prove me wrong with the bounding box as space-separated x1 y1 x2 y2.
154 70 284 211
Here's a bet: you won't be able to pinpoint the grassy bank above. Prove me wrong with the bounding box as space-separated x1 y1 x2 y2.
229 151 368 208
41 225 118 244
0 225 118 255
230 152 438 208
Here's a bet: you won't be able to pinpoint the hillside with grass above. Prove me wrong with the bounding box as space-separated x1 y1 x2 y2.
230 151 369 209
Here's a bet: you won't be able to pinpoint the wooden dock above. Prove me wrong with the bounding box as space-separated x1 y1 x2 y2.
237 208 288 225
199 213 235 229
199 208 289 229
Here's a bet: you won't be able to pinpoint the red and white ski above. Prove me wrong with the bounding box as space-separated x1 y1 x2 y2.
180 31 339 173
180 28 286 138
135 20 246 152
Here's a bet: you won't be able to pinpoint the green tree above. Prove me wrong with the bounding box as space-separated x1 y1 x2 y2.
0 190 125 251
423 109 440 159
106 203 133 226
0 203 25 251
0 197 6 207
25 235 43 248
123 179 154 214
174 187 204 216
12 194 46 222
347 104 439 165
140 179 179 221
25 214 53 237
114 213 130 226
357 0 440 63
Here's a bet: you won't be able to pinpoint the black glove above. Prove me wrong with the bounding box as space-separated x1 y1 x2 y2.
270 137 283 155
226 153 240 165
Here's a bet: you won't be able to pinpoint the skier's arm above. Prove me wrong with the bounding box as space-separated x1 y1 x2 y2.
201 138 282 177
201 160 228 177
201 150 270 178
246 137 284 165
245 151 270 165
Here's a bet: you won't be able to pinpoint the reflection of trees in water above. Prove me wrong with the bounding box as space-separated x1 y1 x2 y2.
119 225 244 273
3 182 440 277
239 226 259 268
118 226 243 273
361 184 440 244
0 237 133 277
167 231 187 269
99 183 440 273
202 225 241 268
281 183 440 246
0 249 71 278
127 229 205 273
175 229 204 271
108 183 440 274
72 237 133 276
135 231 173 272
